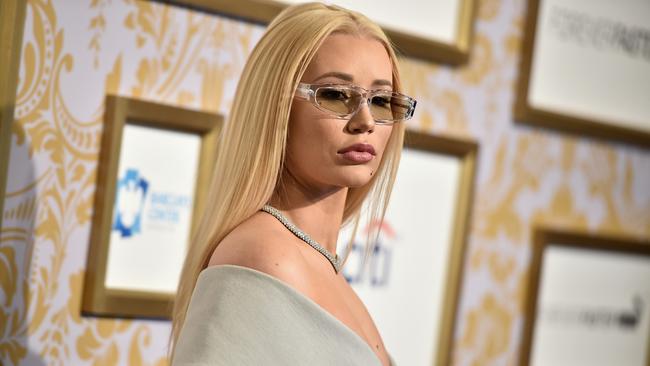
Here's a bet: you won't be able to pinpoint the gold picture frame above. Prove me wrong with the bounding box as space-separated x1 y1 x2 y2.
404 130 477 366
0 0 27 230
81 96 223 319
170 0 477 65
515 0 650 147
520 227 650 366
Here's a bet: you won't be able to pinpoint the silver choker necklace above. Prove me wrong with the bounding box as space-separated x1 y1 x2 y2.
261 204 342 274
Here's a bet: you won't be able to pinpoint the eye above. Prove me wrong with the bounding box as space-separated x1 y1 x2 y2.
371 95 392 108
318 88 351 101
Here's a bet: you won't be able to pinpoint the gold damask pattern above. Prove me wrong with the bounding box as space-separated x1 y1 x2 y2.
1 0 258 364
1 0 648 365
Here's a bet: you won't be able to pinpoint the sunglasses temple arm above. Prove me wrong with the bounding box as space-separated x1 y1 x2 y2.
294 84 312 100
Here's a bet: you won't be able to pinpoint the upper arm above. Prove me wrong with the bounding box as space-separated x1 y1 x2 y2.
207 214 317 300
176 242 314 366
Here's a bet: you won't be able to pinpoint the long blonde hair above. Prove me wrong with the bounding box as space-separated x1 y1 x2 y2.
170 1 406 355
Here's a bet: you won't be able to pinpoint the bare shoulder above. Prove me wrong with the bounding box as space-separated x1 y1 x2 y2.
207 211 316 297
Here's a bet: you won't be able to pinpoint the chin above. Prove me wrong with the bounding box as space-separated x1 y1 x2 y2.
335 166 376 188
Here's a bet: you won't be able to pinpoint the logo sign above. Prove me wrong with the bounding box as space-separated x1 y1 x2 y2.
113 169 149 238
540 295 644 331
112 168 192 238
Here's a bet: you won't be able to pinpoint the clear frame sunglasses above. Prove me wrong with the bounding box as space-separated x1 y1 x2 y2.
294 83 417 124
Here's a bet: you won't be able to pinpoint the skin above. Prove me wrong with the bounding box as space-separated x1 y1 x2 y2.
270 33 395 254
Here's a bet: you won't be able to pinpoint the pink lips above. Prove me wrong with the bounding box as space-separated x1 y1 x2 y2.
338 143 376 163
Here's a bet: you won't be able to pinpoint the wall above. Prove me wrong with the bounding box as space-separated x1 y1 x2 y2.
1 0 648 365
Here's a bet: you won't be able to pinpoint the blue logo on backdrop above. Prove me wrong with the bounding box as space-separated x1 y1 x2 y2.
112 167 193 238
113 168 149 238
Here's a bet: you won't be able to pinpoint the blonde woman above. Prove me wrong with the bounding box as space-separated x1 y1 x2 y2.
171 2 417 365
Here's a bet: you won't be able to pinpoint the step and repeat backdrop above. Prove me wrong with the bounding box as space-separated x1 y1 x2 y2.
1 0 649 365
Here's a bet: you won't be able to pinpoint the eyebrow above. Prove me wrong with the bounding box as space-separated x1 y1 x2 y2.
312 71 392 87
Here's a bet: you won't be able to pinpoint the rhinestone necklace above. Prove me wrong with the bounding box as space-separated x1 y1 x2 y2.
261 204 342 274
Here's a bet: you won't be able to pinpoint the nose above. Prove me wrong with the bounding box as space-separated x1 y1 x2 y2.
346 99 375 134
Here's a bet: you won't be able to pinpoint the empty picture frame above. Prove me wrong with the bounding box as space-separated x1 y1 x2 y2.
520 228 650 366
171 0 476 65
82 96 223 319
337 130 478 366
515 0 650 147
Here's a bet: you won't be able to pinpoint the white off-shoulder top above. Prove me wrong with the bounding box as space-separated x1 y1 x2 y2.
172 264 395 366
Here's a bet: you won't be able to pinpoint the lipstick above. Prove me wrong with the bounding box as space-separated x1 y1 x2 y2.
338 143 376 163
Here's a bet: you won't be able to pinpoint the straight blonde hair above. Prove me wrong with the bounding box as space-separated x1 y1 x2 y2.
170 1 406 356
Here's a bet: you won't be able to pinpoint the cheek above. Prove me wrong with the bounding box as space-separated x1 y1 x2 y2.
289 104 343 150
374 126 394 160
286 109 339 167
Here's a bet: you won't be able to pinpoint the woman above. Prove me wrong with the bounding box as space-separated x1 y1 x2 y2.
170 3 417 365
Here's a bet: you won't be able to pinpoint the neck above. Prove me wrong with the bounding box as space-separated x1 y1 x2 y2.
268 174 347 255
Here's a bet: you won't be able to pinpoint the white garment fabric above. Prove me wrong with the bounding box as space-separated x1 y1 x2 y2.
173 264 395 366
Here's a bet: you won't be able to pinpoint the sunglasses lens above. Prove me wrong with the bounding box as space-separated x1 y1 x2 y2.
368 92 414 122
314 87 361 115
313 86 414 122
368 93 394 121
388 95 414 121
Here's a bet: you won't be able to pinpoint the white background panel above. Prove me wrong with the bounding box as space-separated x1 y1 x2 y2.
338 148 461 365
104 124 201 294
